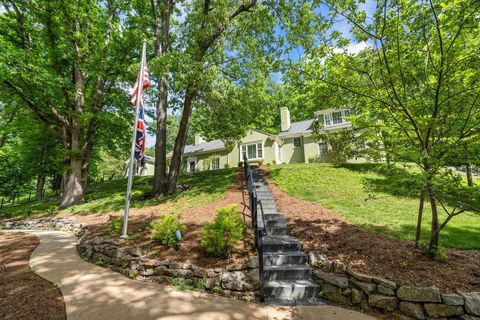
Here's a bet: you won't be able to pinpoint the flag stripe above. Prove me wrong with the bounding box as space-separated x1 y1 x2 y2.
131 63 150 166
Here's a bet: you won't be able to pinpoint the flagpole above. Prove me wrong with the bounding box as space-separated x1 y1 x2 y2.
121 41 147 238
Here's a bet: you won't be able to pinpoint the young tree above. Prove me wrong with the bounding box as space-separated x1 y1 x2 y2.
295 0 480 256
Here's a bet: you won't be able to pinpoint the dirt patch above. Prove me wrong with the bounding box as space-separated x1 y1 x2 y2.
80 171 256 268
262 168 480 293
0 232 66 320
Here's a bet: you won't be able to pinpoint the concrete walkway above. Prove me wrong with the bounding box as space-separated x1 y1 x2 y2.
1 230 375 320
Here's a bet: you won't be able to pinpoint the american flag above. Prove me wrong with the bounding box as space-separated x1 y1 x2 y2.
131 64 150 167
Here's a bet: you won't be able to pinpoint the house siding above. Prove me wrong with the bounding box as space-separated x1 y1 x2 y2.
303 136 319 163
281 137 305 163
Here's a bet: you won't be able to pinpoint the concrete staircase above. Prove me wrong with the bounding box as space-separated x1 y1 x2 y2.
251 167 321 305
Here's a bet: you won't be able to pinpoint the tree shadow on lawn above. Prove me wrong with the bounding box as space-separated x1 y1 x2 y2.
335 163 423 199
1 169 238 218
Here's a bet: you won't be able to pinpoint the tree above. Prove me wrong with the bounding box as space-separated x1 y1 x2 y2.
0 0 134 208
294 0 480 256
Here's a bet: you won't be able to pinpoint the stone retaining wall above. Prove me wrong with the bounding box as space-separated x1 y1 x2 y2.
0 217 260 301
0 217 86 236
309 252 480 319
78 235 260 301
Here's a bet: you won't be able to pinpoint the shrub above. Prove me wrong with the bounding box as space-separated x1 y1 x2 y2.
150 214 186 247
272 159 276 165
258 159 264 166
224 163 230 169
200 204 246 257
108 216 122 235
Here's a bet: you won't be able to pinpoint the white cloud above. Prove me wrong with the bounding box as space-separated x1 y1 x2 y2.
333 41 369 55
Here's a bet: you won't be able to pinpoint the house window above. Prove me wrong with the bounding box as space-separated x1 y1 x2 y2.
241 142 263 160
323 109 351 126
332 111 343 124
189 161 196 172
241 145 247 160
293 137 302 148
211 158 220 170
247 144 256 159
324 113 332 126
318 143 328 155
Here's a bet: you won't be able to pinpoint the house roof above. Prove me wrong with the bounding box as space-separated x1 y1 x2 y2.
277 119 315 137
166 139 226 158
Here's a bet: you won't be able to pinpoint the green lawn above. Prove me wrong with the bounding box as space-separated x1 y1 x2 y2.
0 169 237 219
269 163 480 250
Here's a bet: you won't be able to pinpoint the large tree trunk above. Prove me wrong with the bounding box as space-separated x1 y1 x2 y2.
167 85 196 194
152 0 173 197
59 117 85 209
35 174 46 200
153 78 168 196
466 163 474 187
59 156 85 208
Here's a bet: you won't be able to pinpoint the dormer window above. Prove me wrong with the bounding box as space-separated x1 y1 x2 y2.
322 109 351 126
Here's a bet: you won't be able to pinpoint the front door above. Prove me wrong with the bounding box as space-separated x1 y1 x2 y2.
189 161 196 172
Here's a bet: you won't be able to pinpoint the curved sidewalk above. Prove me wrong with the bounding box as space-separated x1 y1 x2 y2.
1 230 375 320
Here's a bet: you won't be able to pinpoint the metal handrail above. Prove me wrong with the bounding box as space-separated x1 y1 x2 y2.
243 156 267 302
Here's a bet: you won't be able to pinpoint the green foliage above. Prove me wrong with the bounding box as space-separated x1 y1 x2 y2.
434 246 448 261
129 271 138 280
108 216 123 235
95 259 107 267
150 214 186 247
200 204 246 257
170 277 204 292
211 284 222 294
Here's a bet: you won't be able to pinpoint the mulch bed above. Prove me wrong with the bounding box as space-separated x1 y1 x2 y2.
0 232 66 320
78 171 256 268
262 167 480 293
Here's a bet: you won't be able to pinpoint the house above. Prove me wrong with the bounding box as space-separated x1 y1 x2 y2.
163 107 356 173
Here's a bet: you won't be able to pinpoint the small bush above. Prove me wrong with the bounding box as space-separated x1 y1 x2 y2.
224 163 230 169
108 216 122 235
129 270 138 279
150 214 186 247
258 159 264 166
211 284 222 293
200 204 246 257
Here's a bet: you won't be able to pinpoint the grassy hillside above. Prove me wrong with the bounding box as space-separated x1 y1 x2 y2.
269 163 480 250
0 169 237 219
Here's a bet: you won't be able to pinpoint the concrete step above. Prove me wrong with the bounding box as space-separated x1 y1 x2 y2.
264 297 324 306
259 219 287 229
264 213 285 221
263 264 313 281
263 252 308 266
257 206 277 214
262 235 301 252
258 199 276 206
264 280 320 300
266 227 289 236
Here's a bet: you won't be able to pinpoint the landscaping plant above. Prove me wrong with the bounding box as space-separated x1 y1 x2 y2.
108 216 123 235
200 204 246 257
150 214 186 247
